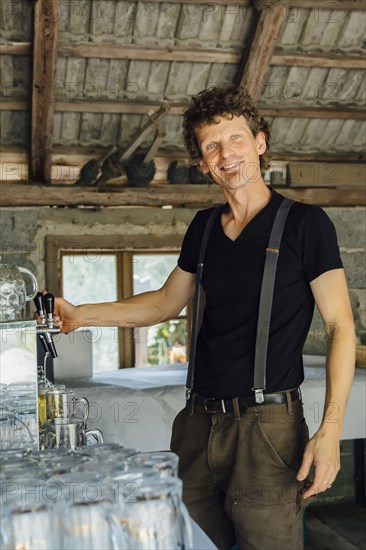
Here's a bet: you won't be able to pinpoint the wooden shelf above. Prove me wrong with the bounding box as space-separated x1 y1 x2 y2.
0 182 365 207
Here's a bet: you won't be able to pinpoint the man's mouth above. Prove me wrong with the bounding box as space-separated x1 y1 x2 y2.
220 161 242 172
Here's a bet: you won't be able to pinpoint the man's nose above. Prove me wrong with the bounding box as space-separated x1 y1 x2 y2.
218 142 232 160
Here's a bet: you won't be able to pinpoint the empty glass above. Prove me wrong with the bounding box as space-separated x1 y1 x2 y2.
0 400 33 450
114 475 193 549
61 486 128 549
126 451 179 477
44 418 103 451
0 492 61 550
0 264 38 321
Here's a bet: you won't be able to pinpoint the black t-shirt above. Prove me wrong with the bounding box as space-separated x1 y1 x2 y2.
178 189 343 398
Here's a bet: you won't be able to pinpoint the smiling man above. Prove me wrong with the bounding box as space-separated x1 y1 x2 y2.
50 86 355 550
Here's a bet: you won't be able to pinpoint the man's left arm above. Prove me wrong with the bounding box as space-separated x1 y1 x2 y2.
297 268 356 498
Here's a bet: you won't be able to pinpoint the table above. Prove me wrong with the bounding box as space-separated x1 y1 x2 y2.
61 356 366 450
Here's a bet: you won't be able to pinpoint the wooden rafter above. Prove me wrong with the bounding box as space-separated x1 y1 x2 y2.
252 0 366 9
238 6 286 93
106 0 366 8
2 42 365 71
2 100 365 120
1 146 365 167
57 43 241 64
30 0 58 183
272 51 366 70
0 183 364 208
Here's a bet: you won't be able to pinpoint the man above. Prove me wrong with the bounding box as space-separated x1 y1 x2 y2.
51 86 355 550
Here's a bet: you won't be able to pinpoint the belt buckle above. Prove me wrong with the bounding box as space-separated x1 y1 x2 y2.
204 399 227 413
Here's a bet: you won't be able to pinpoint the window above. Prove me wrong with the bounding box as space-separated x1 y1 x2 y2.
133 254 187 367
48 236 190 372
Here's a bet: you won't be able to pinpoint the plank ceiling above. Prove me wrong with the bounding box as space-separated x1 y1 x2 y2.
0 0 365 206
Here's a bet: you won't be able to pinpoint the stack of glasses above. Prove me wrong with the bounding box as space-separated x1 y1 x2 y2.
0 445 193 549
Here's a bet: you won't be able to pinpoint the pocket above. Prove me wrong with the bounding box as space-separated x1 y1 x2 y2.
255 415 302 476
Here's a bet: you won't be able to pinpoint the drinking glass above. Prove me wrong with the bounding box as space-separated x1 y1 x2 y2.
114 475 193 549
126 451 179 477
0 401 33 450
61 486 128 549
46 388 89 423
0 492 61 550
44 418 103 450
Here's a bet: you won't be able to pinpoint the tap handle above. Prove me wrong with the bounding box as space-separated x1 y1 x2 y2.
34 292 45 316
43 293 55 316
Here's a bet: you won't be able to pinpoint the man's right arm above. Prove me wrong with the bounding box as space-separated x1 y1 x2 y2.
53 266 196 333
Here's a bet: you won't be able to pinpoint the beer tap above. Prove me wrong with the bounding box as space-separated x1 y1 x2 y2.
34 292 60 358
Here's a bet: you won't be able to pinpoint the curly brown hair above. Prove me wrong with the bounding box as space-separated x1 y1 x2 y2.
182 86 271 172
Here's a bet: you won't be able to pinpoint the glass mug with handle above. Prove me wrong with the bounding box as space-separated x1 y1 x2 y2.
0 264 38 321
0 399 33 450
44 418 103 451
46 388 89 423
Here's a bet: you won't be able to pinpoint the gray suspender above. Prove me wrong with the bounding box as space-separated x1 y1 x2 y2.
186 206 221 398
185 197 294 402
252 197 294 403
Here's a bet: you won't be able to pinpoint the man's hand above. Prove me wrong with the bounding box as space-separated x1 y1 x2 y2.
53 296 81 333
34 290 81 333
296 427 341 499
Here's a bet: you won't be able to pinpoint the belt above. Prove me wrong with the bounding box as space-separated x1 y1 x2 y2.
188 388 300 414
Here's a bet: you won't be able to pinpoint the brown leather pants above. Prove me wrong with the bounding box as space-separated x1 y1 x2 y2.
170 396 314 550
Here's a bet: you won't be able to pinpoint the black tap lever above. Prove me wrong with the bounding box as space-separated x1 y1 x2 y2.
34 292 46 325
43 293 55 328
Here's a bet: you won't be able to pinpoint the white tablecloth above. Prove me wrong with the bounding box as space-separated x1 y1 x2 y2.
62 356 365 450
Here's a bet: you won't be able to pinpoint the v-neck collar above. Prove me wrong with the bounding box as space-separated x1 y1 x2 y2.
219 188 278 243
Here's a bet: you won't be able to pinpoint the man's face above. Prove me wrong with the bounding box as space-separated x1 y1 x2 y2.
196 115 267 190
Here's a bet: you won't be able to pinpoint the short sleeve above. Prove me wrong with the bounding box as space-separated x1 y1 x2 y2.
178 209 215 274
300 206 343 283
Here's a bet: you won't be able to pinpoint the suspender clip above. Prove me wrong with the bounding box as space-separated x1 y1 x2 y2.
253 388 264 404
186 387 192 401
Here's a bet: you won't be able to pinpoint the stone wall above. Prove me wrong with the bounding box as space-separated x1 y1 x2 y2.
1 205 365 349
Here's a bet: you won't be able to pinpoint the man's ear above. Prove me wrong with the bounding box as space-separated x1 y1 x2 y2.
198 159 210 174
256 131 267 155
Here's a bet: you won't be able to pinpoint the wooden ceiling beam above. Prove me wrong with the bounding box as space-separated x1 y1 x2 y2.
2 99 365 120
253 0 366 9
0 42 31 55
259 105 366 120
238 6 286 93
1 146 364 168
57 43 241 64
0 183 364 208
272 50 366 69
2 42 364 70
121 0 366 8
30 0 58 183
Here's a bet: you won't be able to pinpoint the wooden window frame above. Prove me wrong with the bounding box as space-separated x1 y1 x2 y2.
45 234 191 368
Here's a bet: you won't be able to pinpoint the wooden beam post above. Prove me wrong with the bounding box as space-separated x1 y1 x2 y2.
30 0 59 183
239 5 287 99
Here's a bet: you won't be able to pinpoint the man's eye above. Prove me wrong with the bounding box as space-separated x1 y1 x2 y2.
232 135 241 140
207 143 216 150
